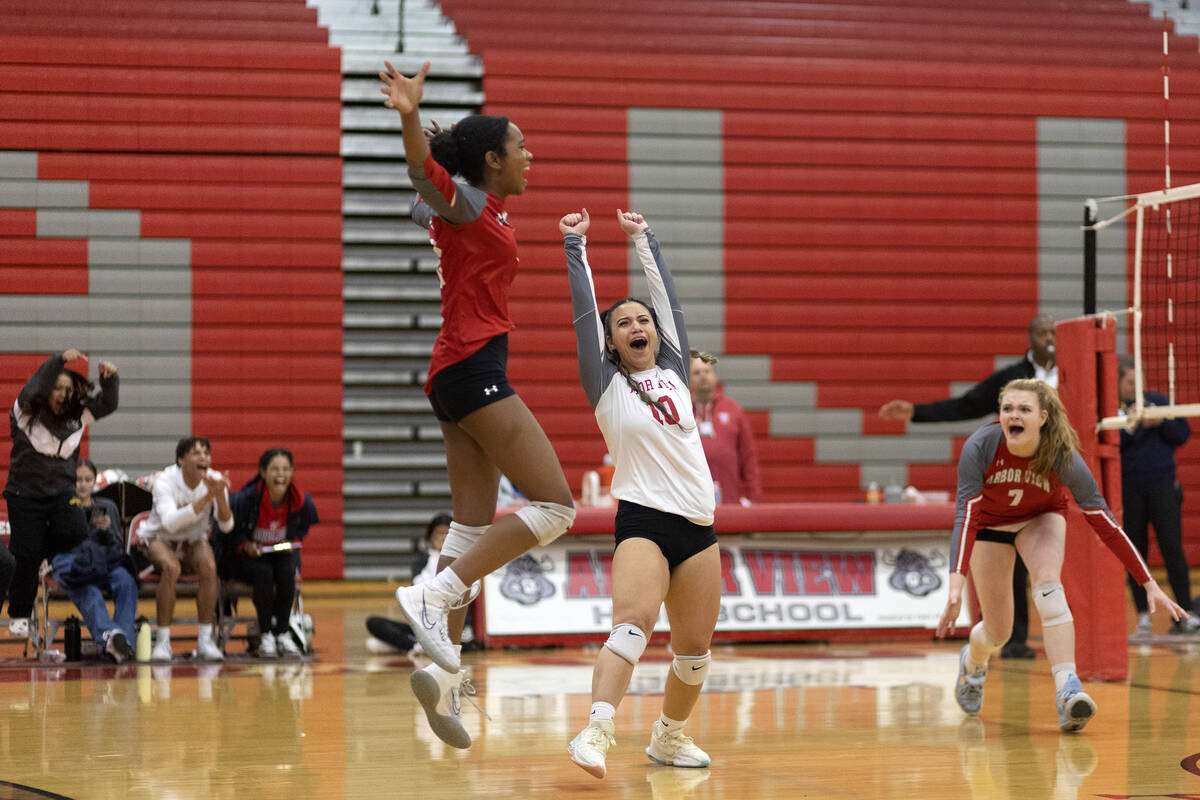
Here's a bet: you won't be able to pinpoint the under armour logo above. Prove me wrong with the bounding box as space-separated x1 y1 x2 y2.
484 385 499 396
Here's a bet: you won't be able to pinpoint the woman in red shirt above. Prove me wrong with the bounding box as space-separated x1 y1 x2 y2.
379 61 575 747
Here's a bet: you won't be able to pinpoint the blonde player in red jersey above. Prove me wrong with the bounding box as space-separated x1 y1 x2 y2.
936 379 1184 731
559 209 720 779
379 61 575 749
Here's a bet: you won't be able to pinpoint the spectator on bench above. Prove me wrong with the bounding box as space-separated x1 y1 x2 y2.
224 448 318 658
138 437 232 662
53 458 137 662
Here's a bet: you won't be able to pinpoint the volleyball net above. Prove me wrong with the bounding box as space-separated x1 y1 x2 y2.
1091 181 1200 430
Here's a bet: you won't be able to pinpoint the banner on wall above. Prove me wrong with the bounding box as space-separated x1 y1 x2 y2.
483 534 964 636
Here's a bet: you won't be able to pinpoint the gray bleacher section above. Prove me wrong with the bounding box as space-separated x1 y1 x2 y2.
321 0 481 579
0 150 192 477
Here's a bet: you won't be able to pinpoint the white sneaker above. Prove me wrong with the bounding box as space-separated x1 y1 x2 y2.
395 584 459 673
569 719 616 779
645 720 710 768
277 632 303 657
195 636 224 662
411 664 474 749
151 637 173 662
258 632 278 658
1135 614 1153 636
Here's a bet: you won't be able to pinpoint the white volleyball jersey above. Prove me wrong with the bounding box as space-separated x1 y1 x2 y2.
564 228 715 525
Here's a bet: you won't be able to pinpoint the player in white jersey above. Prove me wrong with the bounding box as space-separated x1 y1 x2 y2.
559 209 720 779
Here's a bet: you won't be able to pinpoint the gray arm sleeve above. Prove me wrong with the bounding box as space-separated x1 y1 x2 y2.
407 160 488 226
635 230 690 382
1057 450 1107 509
564 233 616 409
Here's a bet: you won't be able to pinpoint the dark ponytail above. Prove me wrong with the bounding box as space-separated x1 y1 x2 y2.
429 114 510 186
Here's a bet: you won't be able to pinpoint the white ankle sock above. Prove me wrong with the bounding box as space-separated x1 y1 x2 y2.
431 568 469 597
157 627 171 644
198 626 215 645
589 701 615 723
659 712 686 731
1052 663 1076 692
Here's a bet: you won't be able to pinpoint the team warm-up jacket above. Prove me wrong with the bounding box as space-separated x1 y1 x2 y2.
1120 390 1191 490
563 229 714 526
409 153 518 392
950 422 1151 585
6 354 118 499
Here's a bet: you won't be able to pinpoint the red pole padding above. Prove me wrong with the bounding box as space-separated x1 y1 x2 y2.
1056 316 1128 680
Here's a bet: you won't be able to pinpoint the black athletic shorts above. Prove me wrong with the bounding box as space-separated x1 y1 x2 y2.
614 499 717 571
428 333 517 422
976 528 1018 546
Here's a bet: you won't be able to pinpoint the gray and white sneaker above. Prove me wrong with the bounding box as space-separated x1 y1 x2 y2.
411 663 474 749
955 644 987 715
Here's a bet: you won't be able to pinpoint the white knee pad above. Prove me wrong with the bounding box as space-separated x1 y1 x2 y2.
604 623 647 665
672 651 711 686
515 501 576 546
1033 582 1073 628
441 521 487 560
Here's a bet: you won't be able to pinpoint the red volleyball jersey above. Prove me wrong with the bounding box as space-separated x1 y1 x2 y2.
412 155 519 393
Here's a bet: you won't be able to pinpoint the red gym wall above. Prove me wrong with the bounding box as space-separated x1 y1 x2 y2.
438 0 1200 563
0 0 345 577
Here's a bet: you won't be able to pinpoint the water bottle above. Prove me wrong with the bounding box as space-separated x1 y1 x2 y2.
865 482 881 504
581 470 600 506
135 617 152 662
885 482 904 504
64 616 81 661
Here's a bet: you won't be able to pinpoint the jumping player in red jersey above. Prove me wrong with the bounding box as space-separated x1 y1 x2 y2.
379 61 575 749
936 379 1184 732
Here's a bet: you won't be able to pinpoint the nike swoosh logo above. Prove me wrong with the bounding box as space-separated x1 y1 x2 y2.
691 665 703 670
420 593 438 630
450 690 461 716
1041 591 1054 597
627 630 643 637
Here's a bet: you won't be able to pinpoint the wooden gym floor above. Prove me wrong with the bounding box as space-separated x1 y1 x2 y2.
0 582 1195 800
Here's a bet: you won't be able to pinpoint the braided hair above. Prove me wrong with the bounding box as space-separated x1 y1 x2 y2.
600 298 694 432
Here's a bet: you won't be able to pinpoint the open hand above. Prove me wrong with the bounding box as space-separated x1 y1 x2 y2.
1145 579 1186 621
379 60 429 114
559 208 590 236
936 572 967 638
98 361 117 378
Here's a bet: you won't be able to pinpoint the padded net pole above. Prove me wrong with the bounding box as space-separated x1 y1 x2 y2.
1056 317 1128 680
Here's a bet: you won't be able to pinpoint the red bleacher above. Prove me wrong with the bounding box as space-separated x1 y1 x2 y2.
438 0 1200 563
0 0 344 576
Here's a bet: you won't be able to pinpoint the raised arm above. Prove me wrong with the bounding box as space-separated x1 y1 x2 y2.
560 209 613 409
618 210 689 379
381 61 483 226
